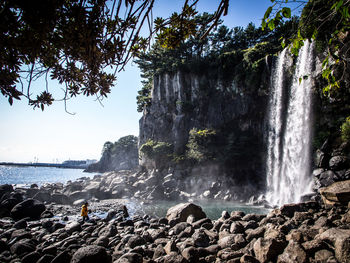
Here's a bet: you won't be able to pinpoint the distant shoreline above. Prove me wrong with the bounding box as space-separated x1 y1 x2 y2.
0 162 87 170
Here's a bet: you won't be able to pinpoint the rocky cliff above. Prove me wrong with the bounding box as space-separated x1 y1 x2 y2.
86 135 139 173
139 66 272 198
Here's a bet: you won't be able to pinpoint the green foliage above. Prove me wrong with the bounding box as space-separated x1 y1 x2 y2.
186 128 217 162
140 140 173 159
137 78 153 112
313 130 331 149
1 0 229 109
262 0 350 97
341 117 350 142
243 42 272 65
155 5 198 49
135 15 298 111
102 135 138 159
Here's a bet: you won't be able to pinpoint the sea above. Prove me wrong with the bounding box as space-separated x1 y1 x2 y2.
0 165 92 186
0 165 270 219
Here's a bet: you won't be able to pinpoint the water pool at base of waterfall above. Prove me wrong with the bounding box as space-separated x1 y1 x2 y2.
127 199 271 220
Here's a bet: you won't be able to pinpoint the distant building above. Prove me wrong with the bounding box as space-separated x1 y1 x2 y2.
62 159 97 167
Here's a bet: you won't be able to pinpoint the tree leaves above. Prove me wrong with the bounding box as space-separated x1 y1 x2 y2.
282 7 291 18
263 0 350 97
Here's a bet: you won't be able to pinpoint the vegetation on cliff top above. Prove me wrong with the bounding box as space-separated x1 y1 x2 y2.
87 135 138 172
135 14 299 112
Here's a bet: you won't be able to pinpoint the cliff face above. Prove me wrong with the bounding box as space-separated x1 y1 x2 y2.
139 67 271 192
86 135 139 173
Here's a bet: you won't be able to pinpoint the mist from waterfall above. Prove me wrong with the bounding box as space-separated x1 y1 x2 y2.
266 41 314 206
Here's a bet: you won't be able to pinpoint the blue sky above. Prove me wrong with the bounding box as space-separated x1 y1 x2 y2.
0 0 280 163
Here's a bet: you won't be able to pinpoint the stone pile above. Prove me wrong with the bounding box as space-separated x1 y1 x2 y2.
1 194 350 263
313 140 350 190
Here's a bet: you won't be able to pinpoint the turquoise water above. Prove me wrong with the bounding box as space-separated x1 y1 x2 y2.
0 165 92 186
127 199 270 220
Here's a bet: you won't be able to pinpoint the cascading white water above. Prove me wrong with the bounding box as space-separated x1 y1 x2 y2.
266 41 314 206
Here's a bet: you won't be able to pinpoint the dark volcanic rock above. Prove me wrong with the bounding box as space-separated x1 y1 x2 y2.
253 237 287 262
10 238 36 256
318 228 350 262
318 170 338 187
37 254 55 263
22 251 42 263
116 252 143 263
128 235 146 248
71 245 111 263
329 156 349 171
277 241 307 263
166 202 206 222
320 180 350 205
0 184 13 199
51 250 71 263
11 198 45 220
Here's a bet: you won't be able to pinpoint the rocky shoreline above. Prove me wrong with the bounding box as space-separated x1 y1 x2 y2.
1 181 350 263
2 168 264 208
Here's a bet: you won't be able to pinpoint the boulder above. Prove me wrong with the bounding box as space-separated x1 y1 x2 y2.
315 149 329 168
0 184 13 199
13 218 27 229
68 191 89 200
99 224 117 237
71 245 111 263
253 237 287 263
0 197 21 218
312 168 325 178
51 250 71 263
94 236 109 247
278 202 318 217
329 156 349 170
314 250 336 262
230 222 245 234
128 235 146 248
171 222 189 235
0 240 8 253
21 251 42 263
318 170 338 187
182 247 199 262
164 240 177 255
277 241 307 263
153 244 166 259
11 198 45 220
116 252 143 263
65 221 81 234
240 254 260 263
10 238 36 256
105 209 117 221
33 191 51 203
40 210 54 218
37 254 55 263
192 229 210 247
318 228 350 262
320 180 350 205
11 229 32 240
166 203 206 222
51 193 71 205
218 235 236 249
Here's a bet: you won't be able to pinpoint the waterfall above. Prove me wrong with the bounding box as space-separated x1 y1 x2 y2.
266 41 314 206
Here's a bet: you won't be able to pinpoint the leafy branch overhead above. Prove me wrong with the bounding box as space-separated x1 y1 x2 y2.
0 0 229 110
262 0 350 96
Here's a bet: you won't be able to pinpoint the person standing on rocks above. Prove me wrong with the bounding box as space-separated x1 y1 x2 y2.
81 202 89 222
